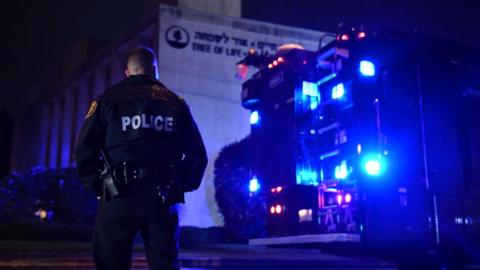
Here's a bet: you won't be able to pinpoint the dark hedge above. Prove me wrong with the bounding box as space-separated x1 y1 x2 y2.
0 165 97 226
213 136 267 243
0 165 227 246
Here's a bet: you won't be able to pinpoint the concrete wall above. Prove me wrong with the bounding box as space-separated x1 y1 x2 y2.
178 0 241 17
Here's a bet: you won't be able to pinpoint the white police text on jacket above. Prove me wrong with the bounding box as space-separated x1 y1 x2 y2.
121 114 174 132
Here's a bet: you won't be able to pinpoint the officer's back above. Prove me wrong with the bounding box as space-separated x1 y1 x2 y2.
102 74 184 167
76 47 207 204
75 46 207 270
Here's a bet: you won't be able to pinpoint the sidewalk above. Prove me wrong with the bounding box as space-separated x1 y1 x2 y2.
0 241 396 269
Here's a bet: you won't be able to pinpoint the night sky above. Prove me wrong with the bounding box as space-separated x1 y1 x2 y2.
0 0 143 115
0 0 478 117
243 0 479 46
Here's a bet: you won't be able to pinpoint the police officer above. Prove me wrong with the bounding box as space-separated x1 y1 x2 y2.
75 47 207 270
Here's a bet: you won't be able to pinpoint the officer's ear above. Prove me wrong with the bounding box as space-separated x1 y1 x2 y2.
125 69 130 77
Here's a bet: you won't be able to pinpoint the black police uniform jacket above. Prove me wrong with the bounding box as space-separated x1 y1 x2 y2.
75 74 208 203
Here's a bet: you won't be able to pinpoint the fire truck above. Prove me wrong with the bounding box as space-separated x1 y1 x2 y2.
239 29 480 261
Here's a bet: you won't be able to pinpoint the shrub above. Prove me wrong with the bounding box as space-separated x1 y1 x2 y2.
0 165 96 226
213 137 267 243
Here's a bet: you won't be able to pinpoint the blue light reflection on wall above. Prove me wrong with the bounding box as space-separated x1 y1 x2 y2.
48 101 60 168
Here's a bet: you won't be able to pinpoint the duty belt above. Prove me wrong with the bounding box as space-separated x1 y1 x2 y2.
113 162 167 184
113 161 174 203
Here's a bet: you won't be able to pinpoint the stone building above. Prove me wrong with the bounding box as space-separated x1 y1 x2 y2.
11 3 326 227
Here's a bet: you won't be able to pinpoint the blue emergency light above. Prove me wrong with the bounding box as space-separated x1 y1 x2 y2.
332 83 345 99
302 81 319 97
302 81 320 110
334 160 348 179
296 169 318 186
361 154 386 176
359 60 376 77
250 111 260 125
249 177 260 192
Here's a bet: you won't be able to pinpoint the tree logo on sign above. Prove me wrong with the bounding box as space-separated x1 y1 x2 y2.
165 26 190 49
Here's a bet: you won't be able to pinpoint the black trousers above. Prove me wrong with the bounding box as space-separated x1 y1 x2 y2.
93 182 180 270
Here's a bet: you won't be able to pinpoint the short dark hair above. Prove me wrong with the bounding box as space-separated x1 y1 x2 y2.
125 47 157 73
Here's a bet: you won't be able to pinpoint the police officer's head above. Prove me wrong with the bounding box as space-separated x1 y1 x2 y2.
125 47 159 79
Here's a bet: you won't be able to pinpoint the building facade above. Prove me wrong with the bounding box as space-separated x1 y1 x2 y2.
11 5 327 227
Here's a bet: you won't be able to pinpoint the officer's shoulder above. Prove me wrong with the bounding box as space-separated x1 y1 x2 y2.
97 80 128 103
82 86 119 120
157 82 188 106
82 82 123 119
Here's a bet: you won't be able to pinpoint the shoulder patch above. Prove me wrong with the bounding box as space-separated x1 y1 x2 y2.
85 101 97 119
152 84 162 91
